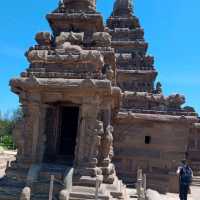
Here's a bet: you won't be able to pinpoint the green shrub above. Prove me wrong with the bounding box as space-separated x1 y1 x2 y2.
0 135 16 150
0 108 22 150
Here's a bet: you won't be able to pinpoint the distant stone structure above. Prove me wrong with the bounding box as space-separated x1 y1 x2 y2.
0 0 199 199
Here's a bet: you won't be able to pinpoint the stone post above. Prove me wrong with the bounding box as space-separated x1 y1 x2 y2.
20 187 31 200
143 174 147 198
137 169 143 198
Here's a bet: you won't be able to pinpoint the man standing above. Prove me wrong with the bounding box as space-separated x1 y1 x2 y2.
177 160 193 200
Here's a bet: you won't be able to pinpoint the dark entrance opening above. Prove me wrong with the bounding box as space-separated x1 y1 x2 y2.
44 105 79 165
58 106 79 163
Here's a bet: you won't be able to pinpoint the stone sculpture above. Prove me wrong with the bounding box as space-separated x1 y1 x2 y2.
100 125 114 165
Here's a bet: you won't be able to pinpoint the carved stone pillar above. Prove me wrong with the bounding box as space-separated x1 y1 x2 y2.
13 101 27 164
35 104 48 163
74 101 103 177
99 125 115 183
28 102 43 163
14 100 43 166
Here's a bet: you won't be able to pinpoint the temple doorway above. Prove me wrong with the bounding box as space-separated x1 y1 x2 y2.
44 105 79 165
59 106 79 160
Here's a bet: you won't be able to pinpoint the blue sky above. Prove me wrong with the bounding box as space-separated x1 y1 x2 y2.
0 0 199 115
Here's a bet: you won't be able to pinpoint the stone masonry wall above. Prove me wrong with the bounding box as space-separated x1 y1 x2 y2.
113 114 195 192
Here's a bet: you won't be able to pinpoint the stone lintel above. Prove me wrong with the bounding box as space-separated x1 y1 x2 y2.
11 78 109 91
10 78 121 107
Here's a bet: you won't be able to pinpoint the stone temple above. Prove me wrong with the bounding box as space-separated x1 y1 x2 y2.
0 0 199 199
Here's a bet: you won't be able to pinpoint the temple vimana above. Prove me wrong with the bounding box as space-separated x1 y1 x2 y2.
0 0 199 199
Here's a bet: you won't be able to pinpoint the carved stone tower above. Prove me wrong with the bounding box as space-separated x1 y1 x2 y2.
107 0 157 92
0 0 129 199
108 0 199 194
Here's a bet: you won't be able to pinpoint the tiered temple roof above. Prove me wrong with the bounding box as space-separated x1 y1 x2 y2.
107 0 157 93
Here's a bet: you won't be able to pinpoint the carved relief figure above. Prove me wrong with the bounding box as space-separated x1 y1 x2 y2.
99 125 114 166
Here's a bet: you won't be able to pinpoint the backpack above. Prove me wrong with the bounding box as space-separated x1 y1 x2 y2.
180 166 192 185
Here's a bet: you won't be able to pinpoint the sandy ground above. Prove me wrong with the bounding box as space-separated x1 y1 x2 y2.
158 186 200 200
0 150 16 178
128 186 200 200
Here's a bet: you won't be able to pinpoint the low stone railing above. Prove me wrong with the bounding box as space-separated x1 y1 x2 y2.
59 168 74 200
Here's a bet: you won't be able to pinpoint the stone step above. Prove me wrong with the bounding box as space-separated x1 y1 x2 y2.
70 186 111 200
69 198 109 200
69 198 95 200
32 180 63 194
191 182 200 187
6 167 28 182
192 176 200 180
0 176 25 188
31 193 58 200
39 163 71 182
72 185 96 193
73 176 99 187
39 171 64 182
0 191 18 200
192 176 200 186
69 198 113 200
0 184 23 200
30 164 73 199
70 192 110 200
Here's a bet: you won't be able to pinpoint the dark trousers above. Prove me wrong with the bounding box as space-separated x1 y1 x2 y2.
179 183 189 200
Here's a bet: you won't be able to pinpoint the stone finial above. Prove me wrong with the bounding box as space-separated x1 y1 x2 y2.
155 82 162 94
112 0 133 17
63 0 96 12
20 187 31 200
